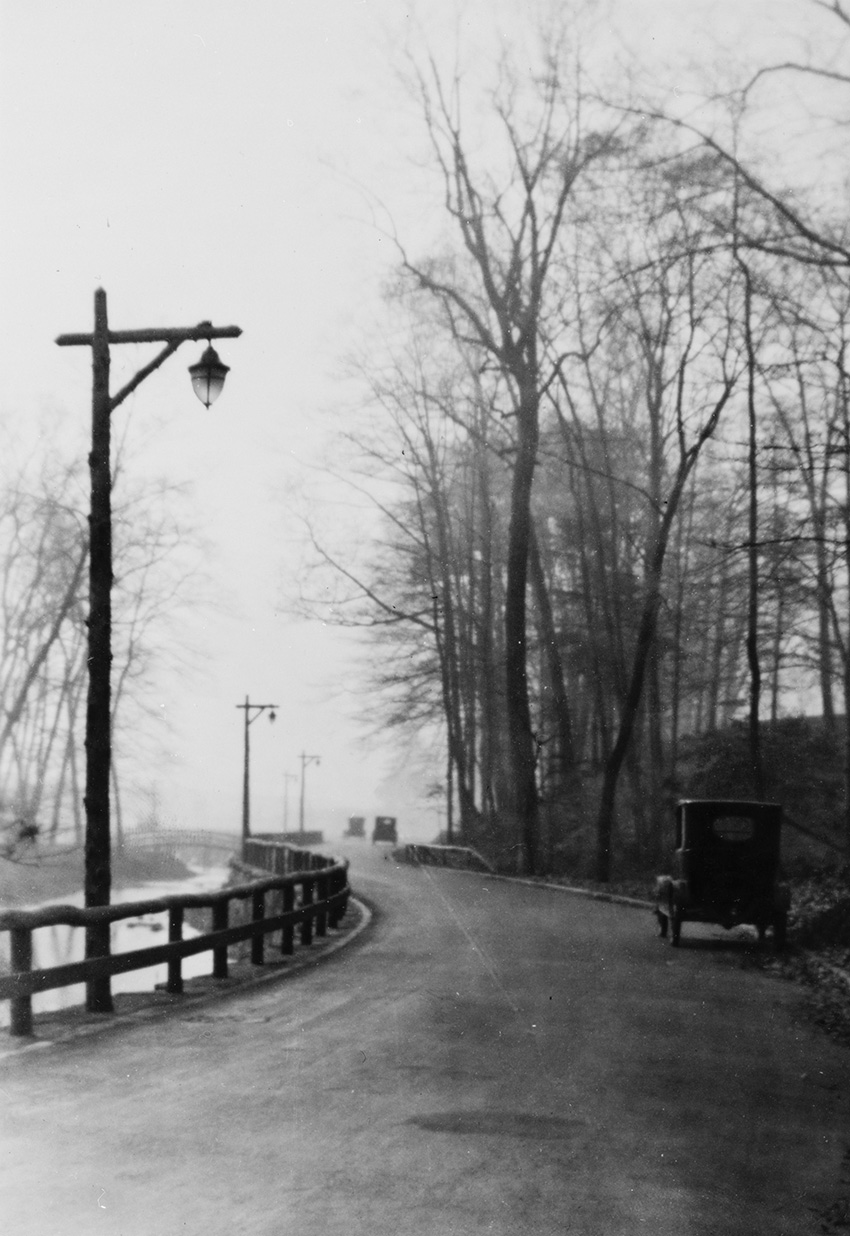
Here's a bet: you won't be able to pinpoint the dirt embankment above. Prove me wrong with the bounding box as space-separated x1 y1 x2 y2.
0 845 194 908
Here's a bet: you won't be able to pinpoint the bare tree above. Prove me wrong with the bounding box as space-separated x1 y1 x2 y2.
396 47 624 873
0 435 205 852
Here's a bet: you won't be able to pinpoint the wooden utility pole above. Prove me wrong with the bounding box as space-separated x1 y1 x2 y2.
57 289 241 1012
235 697 278 843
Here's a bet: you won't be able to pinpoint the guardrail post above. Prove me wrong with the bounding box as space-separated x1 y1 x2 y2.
316 870 328 938
328 869 342 929
281 883 295 955
251 890 265 965
10 927 33 1037
300 878 314 946
212 898 229 979
167 906 184 994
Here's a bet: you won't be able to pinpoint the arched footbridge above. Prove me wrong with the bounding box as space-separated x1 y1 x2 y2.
121 829 242 866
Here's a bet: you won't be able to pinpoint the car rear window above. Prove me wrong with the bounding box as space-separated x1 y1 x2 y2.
711 815 756 841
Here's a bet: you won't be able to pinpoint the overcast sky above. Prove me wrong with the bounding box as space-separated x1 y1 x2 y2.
0 0 840 841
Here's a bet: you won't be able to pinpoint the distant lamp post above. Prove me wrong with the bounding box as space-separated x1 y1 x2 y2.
237 697 279 843
299 751 321 839
282 771 298 832
189 345 230 407
56 289 241 1014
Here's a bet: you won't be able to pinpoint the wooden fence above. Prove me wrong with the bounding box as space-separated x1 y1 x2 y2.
0 840 349 1037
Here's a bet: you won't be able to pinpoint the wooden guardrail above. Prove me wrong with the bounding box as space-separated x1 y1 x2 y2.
397 843 495 874
0 841 349 1037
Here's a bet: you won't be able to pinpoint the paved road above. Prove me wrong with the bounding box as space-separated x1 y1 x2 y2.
1 844 848 1235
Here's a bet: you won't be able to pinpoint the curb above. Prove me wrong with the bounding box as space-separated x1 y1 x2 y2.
410 861 655 910
491 875 654 910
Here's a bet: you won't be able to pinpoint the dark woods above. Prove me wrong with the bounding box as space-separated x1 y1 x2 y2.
303 15 850 879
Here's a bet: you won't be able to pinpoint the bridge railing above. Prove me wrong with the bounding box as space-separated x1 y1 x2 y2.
0 842 349 1037
396 843 495 874
121 829 241 858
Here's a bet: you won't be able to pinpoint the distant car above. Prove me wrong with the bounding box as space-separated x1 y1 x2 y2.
372 816 398 844
345 816 366 838
655 799 790 949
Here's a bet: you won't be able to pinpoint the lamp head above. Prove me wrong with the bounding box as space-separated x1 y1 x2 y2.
189 344 230 407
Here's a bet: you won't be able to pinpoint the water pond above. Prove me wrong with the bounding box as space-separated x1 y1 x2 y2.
0 866 229 1027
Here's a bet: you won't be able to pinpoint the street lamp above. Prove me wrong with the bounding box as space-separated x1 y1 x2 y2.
236 696 279 843
298 751 321 839
188 345 230 407
56 288 241 1013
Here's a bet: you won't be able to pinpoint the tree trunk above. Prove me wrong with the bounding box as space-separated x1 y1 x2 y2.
593 376 734 880
528 522 578 795
505 380 541 874
742 266 765 799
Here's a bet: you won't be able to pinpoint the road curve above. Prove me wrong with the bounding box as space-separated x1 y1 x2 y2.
0 843 848 1235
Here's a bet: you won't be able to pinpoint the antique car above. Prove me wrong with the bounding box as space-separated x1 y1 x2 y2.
655 799 790 949
372 815 398 844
